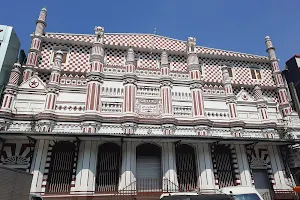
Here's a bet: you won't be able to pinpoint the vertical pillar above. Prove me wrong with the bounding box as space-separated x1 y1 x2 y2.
235 144 252 186
123 48 137 115
118 141 136 191
162 124 176 135
1 63 21 112
30 140 49 193
265 36 292 117
23 7 47 82
253 84 269 121
74 141 97 194
160 51 173 117
44 50 63 113
161 142 178 191
268 145 291 189
221 65 237 120
187 37 205 118
195 143 216 192
82 27 105 133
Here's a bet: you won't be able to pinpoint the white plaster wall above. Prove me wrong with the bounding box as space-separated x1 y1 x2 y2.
235 144 252 186
57 92 86 102
13 93 46 114
204 100 227 110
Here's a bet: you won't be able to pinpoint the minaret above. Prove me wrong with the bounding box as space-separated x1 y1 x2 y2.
82 27 104 133
187 37 205 118
265 36 292 117
44 50 63 113
253 84 269 121
221 65 237 120
0 62 21 112
23 7 47 82
160 50 173 117
122 47 137 115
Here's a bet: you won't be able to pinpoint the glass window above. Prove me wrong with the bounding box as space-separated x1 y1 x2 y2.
250 69 261 80
233 193 260 200
52 52 67 63
228 68 233 77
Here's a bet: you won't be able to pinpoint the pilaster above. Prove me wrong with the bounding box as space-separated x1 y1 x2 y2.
23 7 47 82
254 84 269 121
82 27 105 132
235 144 252 186
30 139 49 193
122 122 137 134
1 63 21 112
187 37 205 119
161 142 178 191
44 50 63 113
221 65 238 120
118 141 136 191
160 51 173 118
74 141 98 194
195 143 216 192
123 48 137 116
161 124 176 135
265 36 292 117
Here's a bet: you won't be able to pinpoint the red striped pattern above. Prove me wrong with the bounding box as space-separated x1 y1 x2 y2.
85 81 101 112
8 71 20 85
22 69 33 82
161 86 172 115
45 93 57 111
191 89 204 117
123 84 136 113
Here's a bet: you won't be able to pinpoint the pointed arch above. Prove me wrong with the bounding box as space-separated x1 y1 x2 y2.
46 141 76 193
175 144 197 191
96 142 121 192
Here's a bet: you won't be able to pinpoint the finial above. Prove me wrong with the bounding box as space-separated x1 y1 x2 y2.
42 6 47 12
13 62 21 68
161 50 169 66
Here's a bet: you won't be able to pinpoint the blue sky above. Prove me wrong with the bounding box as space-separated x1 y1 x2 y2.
1 0 300 69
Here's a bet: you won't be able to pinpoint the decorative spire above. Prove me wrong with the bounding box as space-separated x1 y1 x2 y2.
186 37 200 71
52 50 63 71
160 50 169 68
126 47 135 65
94 26 104 44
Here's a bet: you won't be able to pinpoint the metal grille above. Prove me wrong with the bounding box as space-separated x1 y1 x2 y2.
214 145 235 188
46 142 76 193
96 143 121 193
175 144 197 191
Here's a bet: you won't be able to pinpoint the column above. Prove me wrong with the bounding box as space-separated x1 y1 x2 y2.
23 7 47 82
44 50 63 113
195 143 216 192
221 65 237 120
268 145 291 189
253 84 269 121
82 26 105 133
30 140 49 193
160 51 173 117
118 141 136 191
74 141 98 194
265 36 292 117
161 142 178 191
0 62 21 112
123 48 137 115
187 37 205 118
235 144 252 186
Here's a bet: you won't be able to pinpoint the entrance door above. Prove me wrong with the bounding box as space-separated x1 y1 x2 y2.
252 169 271 198
136 143 161 191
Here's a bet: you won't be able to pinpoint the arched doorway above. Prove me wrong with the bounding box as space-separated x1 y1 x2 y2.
96 142 121 192
136 143 162 191
46 141 76 193
213 145 235 188
175 144 197 191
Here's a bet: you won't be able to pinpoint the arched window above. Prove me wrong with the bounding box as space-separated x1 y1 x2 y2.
175 144 197 191
213 145 235 188
46 142 76 193
96 143 121 192
136 143 162 191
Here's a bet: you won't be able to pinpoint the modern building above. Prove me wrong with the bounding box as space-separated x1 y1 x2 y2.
283 55 300 118
0 25 21 101
0 7 300 200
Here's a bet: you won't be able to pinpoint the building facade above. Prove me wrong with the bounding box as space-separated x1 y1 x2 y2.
0 8 300 200
0 25 21 101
